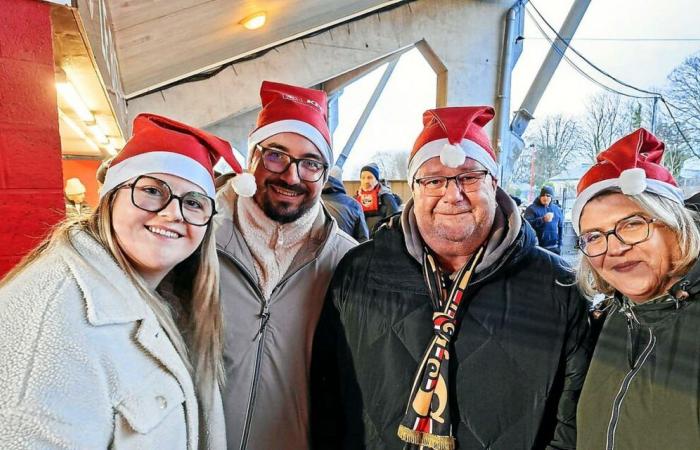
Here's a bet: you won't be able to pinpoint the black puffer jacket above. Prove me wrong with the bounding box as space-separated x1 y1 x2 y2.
322 177 369 242
312 206 591 449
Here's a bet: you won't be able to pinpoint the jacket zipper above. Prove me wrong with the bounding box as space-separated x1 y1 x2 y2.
605 327 656 450
217 248 269 450
240 303 270 450
217 243 325 449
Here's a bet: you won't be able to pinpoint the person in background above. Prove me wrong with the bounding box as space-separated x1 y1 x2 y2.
573 129 700 450
312 106 590 450
525 185 564 254
322 165 369 242
355 162 400 232
0 113 245 449
215 81 356 450
64 177 91 218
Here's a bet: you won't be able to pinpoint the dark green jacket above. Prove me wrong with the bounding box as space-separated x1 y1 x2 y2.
577 259 700 450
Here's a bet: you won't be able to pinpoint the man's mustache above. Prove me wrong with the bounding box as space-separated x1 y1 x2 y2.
266 180 308 194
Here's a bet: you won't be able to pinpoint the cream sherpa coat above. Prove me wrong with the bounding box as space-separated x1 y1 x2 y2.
0 231 225 450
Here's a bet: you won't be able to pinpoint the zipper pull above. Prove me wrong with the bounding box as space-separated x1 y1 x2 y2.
253 311 271 341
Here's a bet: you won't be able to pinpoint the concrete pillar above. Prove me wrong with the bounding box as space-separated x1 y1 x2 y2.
0 0 64 277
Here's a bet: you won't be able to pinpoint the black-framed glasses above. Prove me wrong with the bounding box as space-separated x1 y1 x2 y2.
413 170 489 197
576 214 657 257
122 175 216 226
256 144 328 182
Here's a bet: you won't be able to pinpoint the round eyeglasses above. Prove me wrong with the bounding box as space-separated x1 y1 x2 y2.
256 144 328 182
122 175 216 226
413 170 489 197
576 214 657 257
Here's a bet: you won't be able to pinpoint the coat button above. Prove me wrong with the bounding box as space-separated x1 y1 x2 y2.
156 395 168 409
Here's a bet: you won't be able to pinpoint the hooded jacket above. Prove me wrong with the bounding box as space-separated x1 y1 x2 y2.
0 231 225 450
577 256 700 450
524 198 564 250
312 188 591 450
215 182 356 450
322 176 369 242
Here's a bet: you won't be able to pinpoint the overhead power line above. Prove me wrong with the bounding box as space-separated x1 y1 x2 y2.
527 1 699 157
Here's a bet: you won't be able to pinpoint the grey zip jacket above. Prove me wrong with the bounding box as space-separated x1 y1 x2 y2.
215 184 356 450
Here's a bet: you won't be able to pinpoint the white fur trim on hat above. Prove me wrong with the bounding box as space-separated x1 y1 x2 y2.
248 119 333 166
571 177 684 234
100 151 215 199
407 138 499 182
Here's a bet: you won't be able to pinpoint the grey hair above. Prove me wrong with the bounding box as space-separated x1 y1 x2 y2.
577 189 700 299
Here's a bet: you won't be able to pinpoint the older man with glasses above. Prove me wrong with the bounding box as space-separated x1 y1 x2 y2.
311 106 591 450
215 81 356 450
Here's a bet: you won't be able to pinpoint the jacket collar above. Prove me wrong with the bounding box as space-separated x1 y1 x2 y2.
668 255 700 301
62 230 147 326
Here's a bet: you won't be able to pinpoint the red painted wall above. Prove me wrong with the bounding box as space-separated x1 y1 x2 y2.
62 159 101 207
0 0 64 277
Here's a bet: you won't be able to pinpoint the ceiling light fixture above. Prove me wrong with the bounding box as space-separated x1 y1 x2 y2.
56 80 95 123
240 11 266 30
58 109 100 153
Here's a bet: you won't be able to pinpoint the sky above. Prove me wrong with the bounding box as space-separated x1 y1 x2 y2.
334 0 700 181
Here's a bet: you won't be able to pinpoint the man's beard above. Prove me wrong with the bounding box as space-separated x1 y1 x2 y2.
258 181 317 224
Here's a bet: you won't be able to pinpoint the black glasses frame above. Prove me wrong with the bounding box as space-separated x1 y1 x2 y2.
413 170 489 196
255 144 328 182
122 175 217 227
576 214 657 257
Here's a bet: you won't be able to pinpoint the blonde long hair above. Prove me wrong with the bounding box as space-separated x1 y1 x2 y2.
577 190 700 299
1 189 224 389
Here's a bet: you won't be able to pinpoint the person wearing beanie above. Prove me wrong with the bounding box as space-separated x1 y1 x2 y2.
524 184 564 254
0 113 247 449
322 166 370 242
64 177 92 218
312 106 590 450
354 162 400 232
571 128 700 450
215 81 356 450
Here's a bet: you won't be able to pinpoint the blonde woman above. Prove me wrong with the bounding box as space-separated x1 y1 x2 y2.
572 129 700 450
0 114 255 449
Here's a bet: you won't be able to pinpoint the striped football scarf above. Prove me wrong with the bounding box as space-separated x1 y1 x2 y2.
397 246 484 450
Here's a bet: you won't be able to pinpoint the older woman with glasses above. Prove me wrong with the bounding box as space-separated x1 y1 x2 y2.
0 114 254 449
572 129 700 450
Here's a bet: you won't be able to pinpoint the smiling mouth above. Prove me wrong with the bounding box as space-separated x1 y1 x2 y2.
146 225 182 239
271 185 304 197
612 261 640 272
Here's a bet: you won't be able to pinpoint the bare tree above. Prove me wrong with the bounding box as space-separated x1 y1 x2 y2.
523 114 581 186
578 92 632 162
665 53 700 159
372 150 409 180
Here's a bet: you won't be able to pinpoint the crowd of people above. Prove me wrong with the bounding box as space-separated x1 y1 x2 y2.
1 80 698 450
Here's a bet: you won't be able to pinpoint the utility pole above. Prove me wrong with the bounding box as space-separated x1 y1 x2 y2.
528 144 536 203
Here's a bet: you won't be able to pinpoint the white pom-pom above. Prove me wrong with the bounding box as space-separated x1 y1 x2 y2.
619 168 646 195
230 172 257 197
439 143 466 168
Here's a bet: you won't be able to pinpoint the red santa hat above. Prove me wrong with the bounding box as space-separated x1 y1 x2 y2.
408 106 498 182
572 128 683 233
248 81 333 165
101 113 255 200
